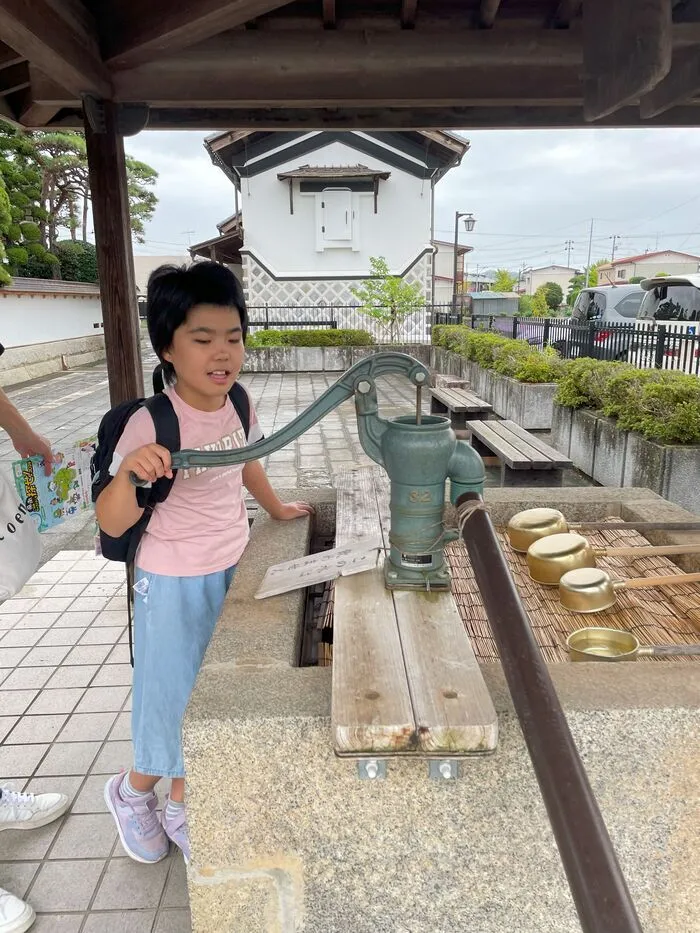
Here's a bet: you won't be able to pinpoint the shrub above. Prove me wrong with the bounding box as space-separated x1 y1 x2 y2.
19 222 41 242
6 246 28 269
518 295 534 317
513 349 566 384
618 374 700 444
54 240 99 283
431 325 468 353
555 358 632 410
247 328 373 348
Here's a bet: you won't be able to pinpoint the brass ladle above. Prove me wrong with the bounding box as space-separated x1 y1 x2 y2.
527 532 700 585
566 627 700 661
559 566 700 614
507 507 700 553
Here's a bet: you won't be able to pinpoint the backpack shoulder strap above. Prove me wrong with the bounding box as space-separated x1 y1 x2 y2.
228 382 251 439
143 392 180 452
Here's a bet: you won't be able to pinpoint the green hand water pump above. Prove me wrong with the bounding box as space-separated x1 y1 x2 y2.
132 352 485 590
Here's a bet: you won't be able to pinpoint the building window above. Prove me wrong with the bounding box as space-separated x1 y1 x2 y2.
617 269 626 280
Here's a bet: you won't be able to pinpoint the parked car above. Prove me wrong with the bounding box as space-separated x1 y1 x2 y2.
550 284 644 360
635 275 700 374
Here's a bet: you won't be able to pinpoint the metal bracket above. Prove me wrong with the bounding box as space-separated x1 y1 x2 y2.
429 759 461 781
357 759 387 780
82 96 150 137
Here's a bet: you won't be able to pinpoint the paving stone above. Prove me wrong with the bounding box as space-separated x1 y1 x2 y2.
0 690 39 715
0 629 44 648
31 915 84 932
30 859 104 911
75 687 130 714
5 714 68 745
153 908 192 932
0 743 48 779
35 742 101 777
50 813 117 859
0 818 62 860
82 912 157 933
58 711 118 743
28 687 85 715
0 861 40 898
45 666 98 689
71 774 110 814
93 858 170 910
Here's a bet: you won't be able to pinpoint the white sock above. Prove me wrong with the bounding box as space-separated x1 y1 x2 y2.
165 799 185 821
120 774 151 802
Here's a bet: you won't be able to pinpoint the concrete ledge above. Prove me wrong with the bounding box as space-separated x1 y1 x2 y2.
242 345 430 374
185 484 700 933
0 335 105 387
552 402 700 515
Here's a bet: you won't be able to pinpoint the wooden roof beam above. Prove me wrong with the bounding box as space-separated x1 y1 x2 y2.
551 1 582 28
641 48 700 117
103 0 299 70
0 40 23 69
583 0 673 121
479 1 503 29
0 62 29 97
322 0 336 29
401 0 418 29
0 0 111 97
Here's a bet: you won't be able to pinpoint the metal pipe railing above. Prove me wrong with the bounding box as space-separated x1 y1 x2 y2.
456 492 643 933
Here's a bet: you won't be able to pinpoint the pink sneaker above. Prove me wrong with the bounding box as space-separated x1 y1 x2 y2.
161 795 190 864
104 773 169 864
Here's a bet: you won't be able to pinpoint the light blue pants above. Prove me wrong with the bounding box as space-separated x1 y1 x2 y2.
131 565 236 778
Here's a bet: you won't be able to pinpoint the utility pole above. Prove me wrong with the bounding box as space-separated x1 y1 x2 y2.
610 234 621 262
565 239 574 267
584 219 594 287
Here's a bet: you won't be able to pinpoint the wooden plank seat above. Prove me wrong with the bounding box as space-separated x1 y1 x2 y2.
467 419 573 487
332 466 498 761
429 385 492 430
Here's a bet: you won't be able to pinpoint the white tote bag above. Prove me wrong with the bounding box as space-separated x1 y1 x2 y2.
0 473 42 601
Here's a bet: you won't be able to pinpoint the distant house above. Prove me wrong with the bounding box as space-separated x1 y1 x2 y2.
522 265 578 296
597 250 700 285
132 254 190 297
190 130 468 336
432 240 473 305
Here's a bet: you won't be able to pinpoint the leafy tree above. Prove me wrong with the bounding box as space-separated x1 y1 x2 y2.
126 158 158 244
518 295 534 317
0 121 159 277
492 268 518 292
0 174 12 285
531 288 549 317
629 276 644 284
653 271 669 277
540 281 563 311
350 256 425 343
54 240 98 283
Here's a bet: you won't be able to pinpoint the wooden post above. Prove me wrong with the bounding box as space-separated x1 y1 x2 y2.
84 100 144 406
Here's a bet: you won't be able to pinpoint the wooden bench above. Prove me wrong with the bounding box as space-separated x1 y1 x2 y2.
467 419 573 487
429 385 493 430
332 466 498 767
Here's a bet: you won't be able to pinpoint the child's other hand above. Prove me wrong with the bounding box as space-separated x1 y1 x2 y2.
119 444 173 485
272 501 314 521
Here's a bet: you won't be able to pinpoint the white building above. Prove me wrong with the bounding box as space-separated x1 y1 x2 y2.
195 131 468 323
432 240 473 305
522 264 578 296
597 250 700 285
132 254 190 297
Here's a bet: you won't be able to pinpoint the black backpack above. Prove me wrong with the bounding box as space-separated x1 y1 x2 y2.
90 369 251 664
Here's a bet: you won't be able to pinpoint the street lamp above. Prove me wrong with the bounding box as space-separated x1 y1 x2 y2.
453 211 476 311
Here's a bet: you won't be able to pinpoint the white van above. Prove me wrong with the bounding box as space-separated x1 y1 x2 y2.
636 275 700 374
551 284 644 360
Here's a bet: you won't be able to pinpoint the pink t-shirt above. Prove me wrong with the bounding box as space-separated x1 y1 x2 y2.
109 385 263 576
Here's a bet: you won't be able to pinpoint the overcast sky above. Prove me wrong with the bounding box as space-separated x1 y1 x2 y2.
126 128 700 275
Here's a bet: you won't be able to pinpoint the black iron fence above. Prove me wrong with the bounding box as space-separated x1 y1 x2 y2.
244 305 700 374
462 314 700 376
246 304 457 344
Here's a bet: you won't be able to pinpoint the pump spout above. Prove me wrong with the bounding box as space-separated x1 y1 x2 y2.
448 439 486 504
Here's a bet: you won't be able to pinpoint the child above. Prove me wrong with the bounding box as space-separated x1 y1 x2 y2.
96 262 312 864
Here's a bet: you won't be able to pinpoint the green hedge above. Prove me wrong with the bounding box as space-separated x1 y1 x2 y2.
555 359 700 445
431 325 565 384
432 325 700 444
247 328 374 348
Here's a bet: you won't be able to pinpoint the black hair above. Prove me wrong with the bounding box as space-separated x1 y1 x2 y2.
146 261 248 384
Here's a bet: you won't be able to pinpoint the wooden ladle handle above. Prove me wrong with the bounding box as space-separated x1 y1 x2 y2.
607 544 700 557
623 571 700 589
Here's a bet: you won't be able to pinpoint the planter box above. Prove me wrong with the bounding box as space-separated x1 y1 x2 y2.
552 401 700 513
242 345 429 374
551 403 573 457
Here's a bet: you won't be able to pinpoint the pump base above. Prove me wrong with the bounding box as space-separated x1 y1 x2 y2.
383 560 452 591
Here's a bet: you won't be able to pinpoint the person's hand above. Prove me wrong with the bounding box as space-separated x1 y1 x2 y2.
10 428 54 476
118 444 172 485
270 501 314 521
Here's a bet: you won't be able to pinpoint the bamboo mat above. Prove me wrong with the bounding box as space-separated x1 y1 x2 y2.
446 520 700 663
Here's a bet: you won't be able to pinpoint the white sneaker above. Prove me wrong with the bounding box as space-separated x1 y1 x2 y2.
0 786 69 831
0 888 35 933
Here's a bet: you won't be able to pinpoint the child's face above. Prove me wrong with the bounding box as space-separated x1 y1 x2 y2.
163 303 244 410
